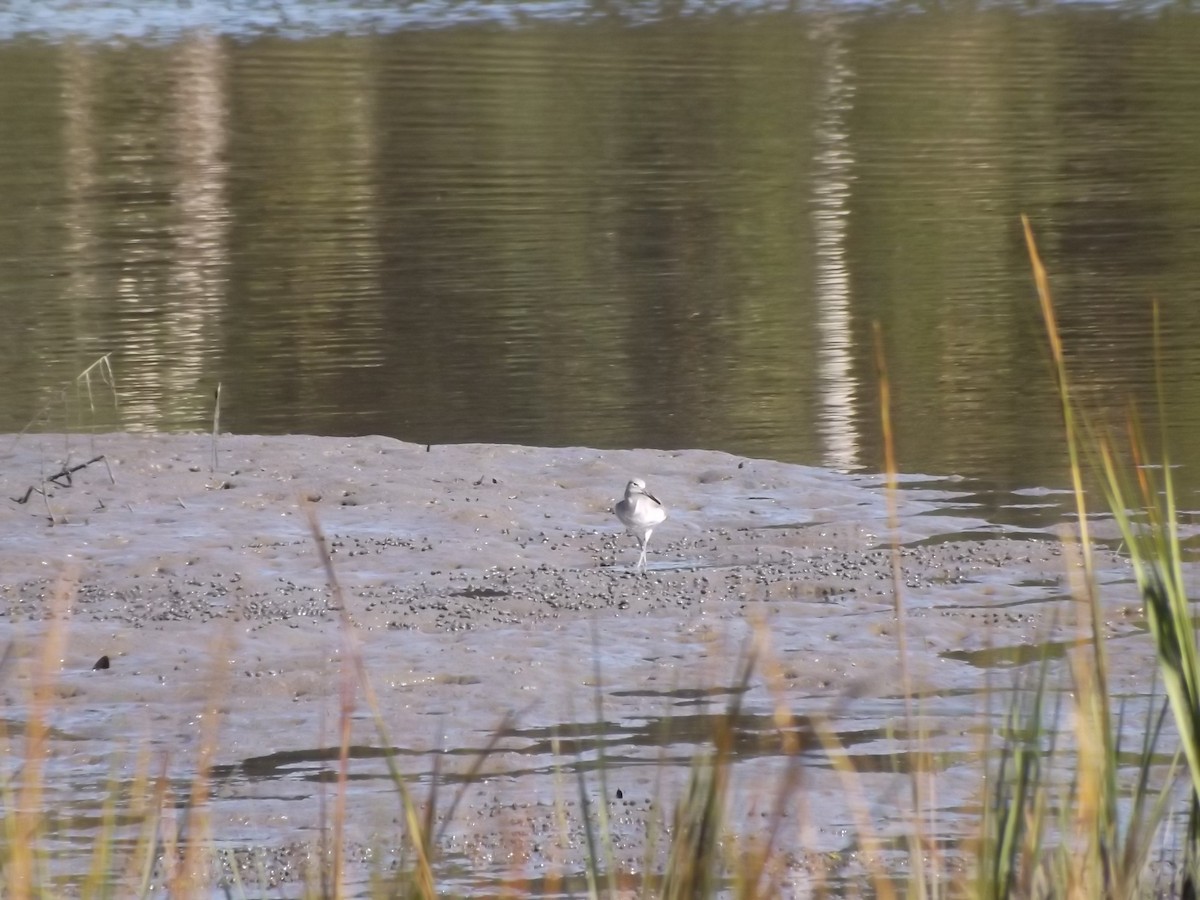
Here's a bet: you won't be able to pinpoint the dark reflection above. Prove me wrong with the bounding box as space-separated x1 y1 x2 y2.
907 480 1079 532
902 529 1057 547
214 709 969 788
4 4 1200 507
609 683 749 702
494 712 934 768
940 637 1082 669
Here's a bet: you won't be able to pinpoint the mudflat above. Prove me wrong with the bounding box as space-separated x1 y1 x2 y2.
0 433 1152 893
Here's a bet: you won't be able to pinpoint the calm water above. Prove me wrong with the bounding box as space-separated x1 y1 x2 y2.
3 1 1200 500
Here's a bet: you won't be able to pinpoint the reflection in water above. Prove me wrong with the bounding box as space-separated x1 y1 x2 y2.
809 12 860 473
157 33 229 430
4 5 1200 498
940 637 1078 669
60 47 100 429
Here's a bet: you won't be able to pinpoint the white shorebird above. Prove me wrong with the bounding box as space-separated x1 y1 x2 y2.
614 478 667 571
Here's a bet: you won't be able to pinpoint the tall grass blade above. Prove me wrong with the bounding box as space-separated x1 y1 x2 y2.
661 652 753 900
1023 219 1186 899
874 322 937 898
1087 306 1200 896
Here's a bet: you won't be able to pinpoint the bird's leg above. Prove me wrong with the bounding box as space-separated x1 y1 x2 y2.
637 529 653 571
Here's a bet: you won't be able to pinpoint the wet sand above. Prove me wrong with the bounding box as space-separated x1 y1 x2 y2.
0 433 1162 893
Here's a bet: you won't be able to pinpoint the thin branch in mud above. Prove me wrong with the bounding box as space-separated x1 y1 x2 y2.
12 353 119 441
10 456 108 523
0 641 14 685
77 353 119 417
10 486 36 504
211 383 221 474
46 455 106 488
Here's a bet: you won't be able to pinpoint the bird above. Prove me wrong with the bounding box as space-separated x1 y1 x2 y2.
614 478 667 571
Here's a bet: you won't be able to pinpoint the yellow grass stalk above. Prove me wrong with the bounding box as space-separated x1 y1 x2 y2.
7 577 75 900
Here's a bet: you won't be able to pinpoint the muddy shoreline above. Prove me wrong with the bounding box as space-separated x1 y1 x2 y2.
0 432 1118 626
0 433 1155 893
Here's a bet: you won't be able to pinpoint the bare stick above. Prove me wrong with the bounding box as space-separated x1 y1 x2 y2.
210 383 222 475
11 353 118 448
